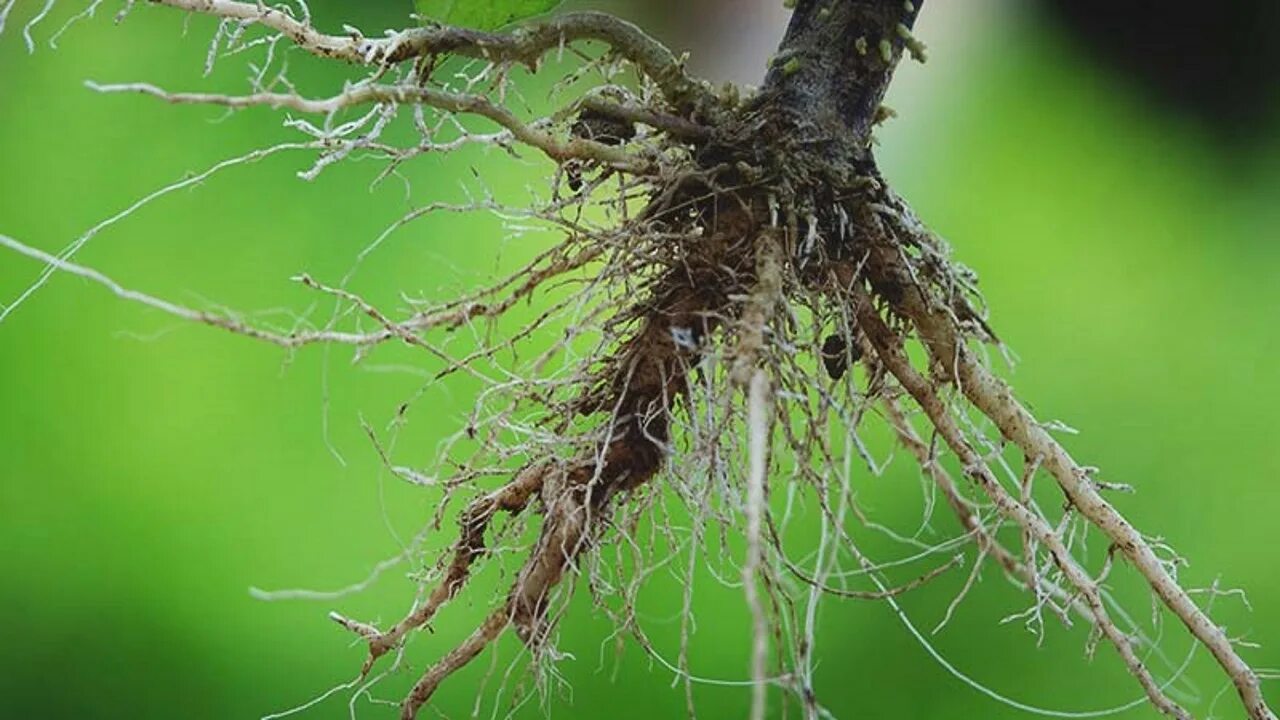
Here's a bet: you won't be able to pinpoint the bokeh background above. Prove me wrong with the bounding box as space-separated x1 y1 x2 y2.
2 1 1279 718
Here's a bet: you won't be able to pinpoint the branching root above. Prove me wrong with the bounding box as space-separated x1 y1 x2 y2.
2 2 1274 719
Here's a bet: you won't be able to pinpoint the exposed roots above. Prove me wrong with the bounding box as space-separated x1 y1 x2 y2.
2 2 1274 719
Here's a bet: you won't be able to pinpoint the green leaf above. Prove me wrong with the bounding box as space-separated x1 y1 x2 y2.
415 0 563 30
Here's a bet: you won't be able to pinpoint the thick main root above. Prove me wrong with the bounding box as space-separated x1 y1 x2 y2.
332 199 766 715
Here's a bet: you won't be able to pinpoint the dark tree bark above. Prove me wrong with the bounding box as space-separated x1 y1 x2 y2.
760 0 920 152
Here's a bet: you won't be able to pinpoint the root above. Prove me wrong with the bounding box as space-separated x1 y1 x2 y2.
401 603 512 720
743 369 774 720
853 196 1274 719
6 2 1274 718
332 464 546 672
854 291 1191 718
333 214 760 709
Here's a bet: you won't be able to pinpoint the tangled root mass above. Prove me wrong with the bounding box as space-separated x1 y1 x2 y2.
2 2 1274 719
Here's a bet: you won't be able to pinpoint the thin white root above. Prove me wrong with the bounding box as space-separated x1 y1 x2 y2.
887 261 1274 719
855 295 1192 719
0 234 420 348
857 190 1276 719
743 369 773 720
955 341 1273 719
86 81 642 170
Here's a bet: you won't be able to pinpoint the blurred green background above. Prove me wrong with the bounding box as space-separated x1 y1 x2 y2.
1 1 1278 718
